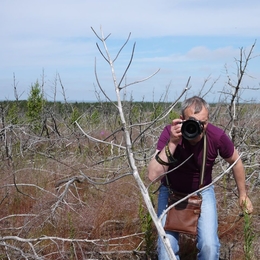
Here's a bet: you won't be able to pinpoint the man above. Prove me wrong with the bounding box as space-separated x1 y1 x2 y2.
148 96 253 260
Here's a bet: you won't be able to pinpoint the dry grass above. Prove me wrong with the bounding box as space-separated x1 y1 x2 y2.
0 102 259 259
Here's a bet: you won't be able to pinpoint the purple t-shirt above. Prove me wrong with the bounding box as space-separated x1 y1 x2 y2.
157 123 234 193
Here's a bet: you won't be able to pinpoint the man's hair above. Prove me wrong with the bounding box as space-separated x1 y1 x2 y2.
181 96 209 117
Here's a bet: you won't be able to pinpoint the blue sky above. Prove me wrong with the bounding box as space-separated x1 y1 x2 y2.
1 0 260 103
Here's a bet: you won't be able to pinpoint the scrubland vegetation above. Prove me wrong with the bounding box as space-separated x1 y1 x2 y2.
0 30 259 259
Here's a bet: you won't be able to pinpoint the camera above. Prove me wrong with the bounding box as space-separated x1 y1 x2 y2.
181 117 204 140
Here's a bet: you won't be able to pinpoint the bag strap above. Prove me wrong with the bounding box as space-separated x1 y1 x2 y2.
165 133 207 189
199 133 207 188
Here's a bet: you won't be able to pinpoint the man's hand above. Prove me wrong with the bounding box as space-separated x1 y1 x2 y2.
239 195 253 214
169 119 183 145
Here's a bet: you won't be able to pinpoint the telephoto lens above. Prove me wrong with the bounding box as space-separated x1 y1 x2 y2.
181 118 203 140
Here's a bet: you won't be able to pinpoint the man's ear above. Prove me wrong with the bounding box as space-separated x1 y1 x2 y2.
180 115 183 120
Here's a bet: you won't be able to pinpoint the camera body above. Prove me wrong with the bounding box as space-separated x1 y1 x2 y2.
181 117 204 140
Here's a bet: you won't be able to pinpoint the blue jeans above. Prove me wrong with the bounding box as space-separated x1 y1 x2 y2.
157 185 220 260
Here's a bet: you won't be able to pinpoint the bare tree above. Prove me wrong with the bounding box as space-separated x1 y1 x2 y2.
75 27 181 259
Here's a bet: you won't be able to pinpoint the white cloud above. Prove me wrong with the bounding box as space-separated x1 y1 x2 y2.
185 46 239 61
1 0 260 39
135 46 239 65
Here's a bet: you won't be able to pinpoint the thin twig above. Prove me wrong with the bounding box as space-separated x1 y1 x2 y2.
159 153 243 221
117 41 136 89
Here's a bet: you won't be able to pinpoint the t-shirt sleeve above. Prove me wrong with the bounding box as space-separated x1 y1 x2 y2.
218 133 234 159
156 125 171 151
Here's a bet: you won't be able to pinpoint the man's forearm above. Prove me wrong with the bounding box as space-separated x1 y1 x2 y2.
232 159 247 197
147 148 169 182
147 141 178 182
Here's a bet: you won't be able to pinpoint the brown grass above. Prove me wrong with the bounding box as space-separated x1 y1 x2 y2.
0 103 259 259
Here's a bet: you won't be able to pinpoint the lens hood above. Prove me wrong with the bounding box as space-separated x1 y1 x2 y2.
181 118 203 140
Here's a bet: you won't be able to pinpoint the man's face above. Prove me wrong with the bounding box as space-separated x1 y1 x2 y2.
181 105 209 145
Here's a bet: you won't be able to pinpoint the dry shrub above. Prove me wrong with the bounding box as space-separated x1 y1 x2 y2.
0 155 148 258
0 101 260 259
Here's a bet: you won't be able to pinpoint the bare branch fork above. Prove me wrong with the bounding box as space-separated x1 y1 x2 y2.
86 26 177 259
132 78 191 146
227 41 257 139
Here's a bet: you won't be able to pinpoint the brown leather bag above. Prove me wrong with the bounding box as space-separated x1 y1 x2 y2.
164 134 207 235
164 191 202 235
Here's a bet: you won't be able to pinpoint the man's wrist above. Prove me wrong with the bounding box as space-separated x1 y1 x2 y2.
155 151 173 166
165 141 178 164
